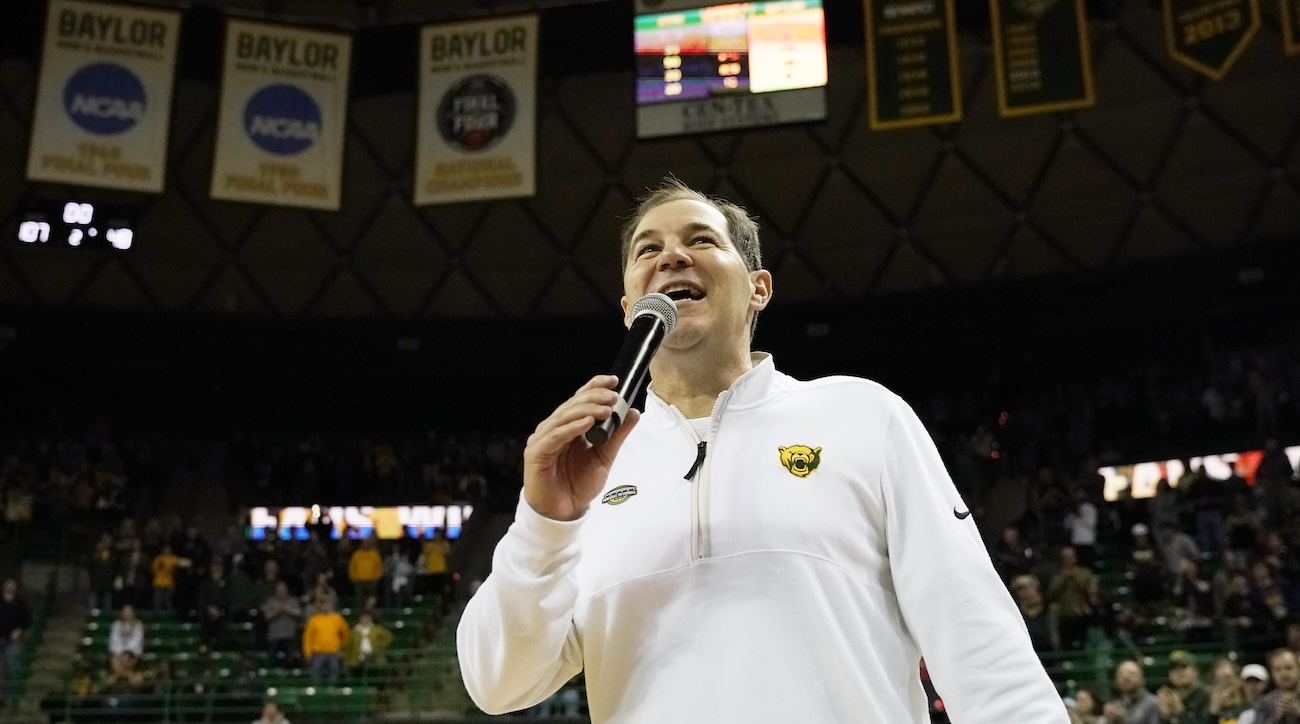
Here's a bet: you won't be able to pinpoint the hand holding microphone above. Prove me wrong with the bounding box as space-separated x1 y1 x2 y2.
522 294 678 522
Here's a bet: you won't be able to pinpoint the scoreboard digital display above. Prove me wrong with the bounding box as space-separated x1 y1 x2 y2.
15 199 136 251
635 0 827 106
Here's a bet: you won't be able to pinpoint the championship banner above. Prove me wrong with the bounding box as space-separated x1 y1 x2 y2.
1283 0 1300 55
414 14 537 205
1163 0 1260 80
26 0 181 192
865 0 962 130
989 0 1095 117
210 20 352 210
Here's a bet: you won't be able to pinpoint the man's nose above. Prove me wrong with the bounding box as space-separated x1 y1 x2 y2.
657 242 692 270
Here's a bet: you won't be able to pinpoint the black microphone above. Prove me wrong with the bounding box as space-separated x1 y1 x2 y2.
585 292 678 446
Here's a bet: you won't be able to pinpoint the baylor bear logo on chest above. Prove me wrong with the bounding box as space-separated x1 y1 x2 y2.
778 445 822 478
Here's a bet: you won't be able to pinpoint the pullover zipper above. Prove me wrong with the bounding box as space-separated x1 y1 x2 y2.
669 392 729 560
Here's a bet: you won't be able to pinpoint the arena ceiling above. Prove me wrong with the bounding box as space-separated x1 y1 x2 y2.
0 0 1298 322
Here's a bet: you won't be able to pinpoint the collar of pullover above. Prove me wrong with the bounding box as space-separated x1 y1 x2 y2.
643 352 776 429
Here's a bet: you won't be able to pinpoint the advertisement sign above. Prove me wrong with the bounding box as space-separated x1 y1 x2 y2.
414 14 537 205
210 20 352 210
1100 444 1300 501
26 0 181 192
990 0 1095 117
1163 0 1260 80
248 504 475 541
865 0 962 130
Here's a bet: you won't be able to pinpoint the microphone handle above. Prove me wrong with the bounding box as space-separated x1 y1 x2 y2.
585 313 667 446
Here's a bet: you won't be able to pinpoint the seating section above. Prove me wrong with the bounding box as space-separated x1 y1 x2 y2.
43 597 445 723
1040 545 1276 699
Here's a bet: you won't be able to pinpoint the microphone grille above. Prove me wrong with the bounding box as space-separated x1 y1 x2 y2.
632 292 678 334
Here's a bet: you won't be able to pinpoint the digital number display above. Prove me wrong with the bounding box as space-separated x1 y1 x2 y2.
16 200 136 251
634 0 827 105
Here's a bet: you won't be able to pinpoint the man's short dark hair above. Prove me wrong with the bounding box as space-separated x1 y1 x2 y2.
620 177 764 339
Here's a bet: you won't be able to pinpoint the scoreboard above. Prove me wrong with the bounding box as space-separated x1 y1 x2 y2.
635 1 827 105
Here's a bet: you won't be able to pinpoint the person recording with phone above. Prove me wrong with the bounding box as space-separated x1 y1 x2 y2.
457 177 1065 722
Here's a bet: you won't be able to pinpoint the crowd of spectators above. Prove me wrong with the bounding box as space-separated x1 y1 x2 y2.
65 513 457 719
1061 648 1300 724
0 334 1295 722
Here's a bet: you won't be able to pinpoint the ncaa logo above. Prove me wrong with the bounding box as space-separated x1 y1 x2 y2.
62 63 147 136
437 75 516 152
243 84 322 156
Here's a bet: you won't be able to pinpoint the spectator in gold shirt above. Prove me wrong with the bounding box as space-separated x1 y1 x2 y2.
151 544 182 614
302 599 349 684
348 538 382 611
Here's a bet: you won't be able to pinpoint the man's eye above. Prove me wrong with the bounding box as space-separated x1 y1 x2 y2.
692 237 714 245
636 245 657 256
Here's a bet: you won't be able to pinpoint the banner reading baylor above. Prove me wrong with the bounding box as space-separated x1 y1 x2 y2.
210 20 352 210
415 15 538 205
1163 0 1260 80
27 0 180 192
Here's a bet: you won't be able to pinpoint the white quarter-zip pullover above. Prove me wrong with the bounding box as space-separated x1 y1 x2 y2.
459 354 1067 723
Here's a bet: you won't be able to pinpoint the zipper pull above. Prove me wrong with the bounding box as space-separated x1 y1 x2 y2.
684 441 707 480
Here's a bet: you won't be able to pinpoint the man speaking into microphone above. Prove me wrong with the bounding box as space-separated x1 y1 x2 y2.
457 178 1066 722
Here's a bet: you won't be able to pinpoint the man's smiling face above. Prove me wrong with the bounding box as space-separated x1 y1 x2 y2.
622 198 768 351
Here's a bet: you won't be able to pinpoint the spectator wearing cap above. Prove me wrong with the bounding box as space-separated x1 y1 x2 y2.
1157 651 1210 724
1104 660 1160 724
1253 649 1300 724
1238 663 1271 724
1157 522 1201 576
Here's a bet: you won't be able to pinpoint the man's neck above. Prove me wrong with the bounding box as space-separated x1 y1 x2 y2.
650 346 754 419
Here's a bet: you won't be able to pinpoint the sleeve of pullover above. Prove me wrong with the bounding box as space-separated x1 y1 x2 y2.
880 396 1068 723
456 495 584 716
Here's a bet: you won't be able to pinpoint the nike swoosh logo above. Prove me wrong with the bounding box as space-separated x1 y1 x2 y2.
954 507 971 520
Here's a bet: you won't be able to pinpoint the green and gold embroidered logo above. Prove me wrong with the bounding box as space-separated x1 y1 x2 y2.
778 445 822 478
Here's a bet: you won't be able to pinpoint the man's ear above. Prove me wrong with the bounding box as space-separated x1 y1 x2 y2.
620 295 632 329
750 269 773 312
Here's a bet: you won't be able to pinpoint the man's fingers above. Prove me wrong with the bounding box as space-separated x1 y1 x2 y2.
531 415 596 458
574 374 618 395
597 407 641 463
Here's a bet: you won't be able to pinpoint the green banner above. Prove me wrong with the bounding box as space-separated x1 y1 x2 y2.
1163 0 1260 79
990 0 1095 117
865 0 961 130
1284 0 1300 55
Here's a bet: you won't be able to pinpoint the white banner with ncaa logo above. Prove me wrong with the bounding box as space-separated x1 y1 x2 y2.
415 14 538 205
210 20 352 211
26 0 181 192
